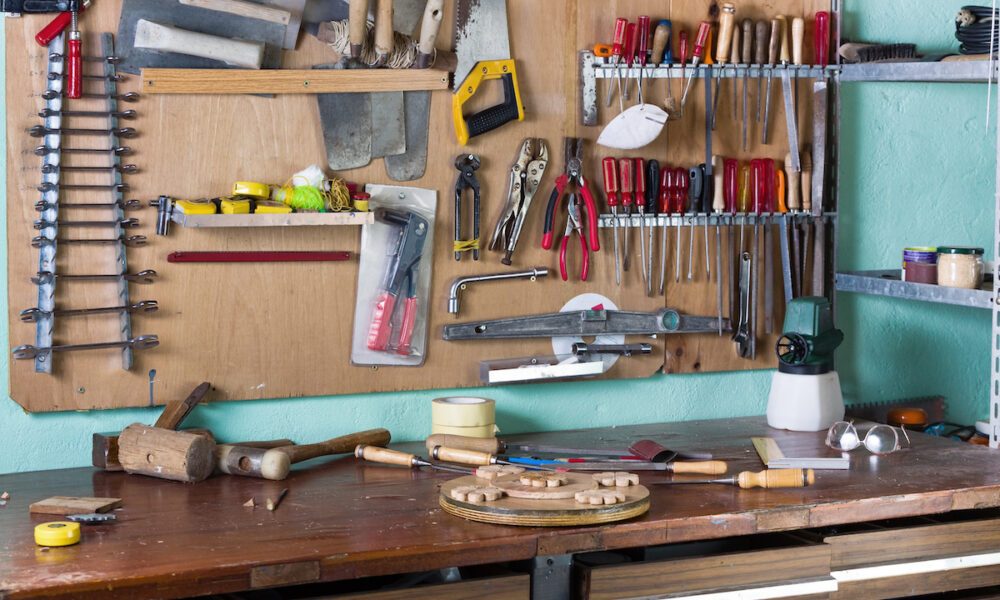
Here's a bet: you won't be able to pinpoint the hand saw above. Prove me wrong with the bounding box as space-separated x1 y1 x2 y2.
452 0 524 145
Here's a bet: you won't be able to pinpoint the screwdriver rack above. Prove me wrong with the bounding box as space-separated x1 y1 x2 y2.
599 212 836 229
579 52 840 127
33 34 65 374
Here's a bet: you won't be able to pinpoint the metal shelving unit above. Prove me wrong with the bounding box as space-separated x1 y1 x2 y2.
831 58 1000 447
835 270 993 310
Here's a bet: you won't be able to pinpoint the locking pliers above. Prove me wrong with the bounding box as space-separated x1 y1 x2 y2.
489 138 548 265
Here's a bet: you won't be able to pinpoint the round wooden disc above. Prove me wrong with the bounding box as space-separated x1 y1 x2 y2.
440 475 650 527
492 471 597 499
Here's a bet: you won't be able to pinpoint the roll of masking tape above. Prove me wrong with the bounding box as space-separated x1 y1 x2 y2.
35 521 81 547
433 424 498 438
431 397 496 437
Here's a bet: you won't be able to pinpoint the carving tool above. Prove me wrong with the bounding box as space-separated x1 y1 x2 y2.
622 22 637 102
431 446 563 472
658 167 672 295
784 152 801 297
801 150 813 294
680 21 710 108
754 20 767 122
424 435 713 462
710 3 735 131
442 308 731 340
635 158 648 285
778 15 800 171
645 159 660 296
740 19 753 150
729 19 740 121
712 156 724 335
724 158 737 322
763 159 776 334
356 445 476 475
651 19 672 102
620 158 634 273
602 158 622 285
653 468 815 488
605 18 627 108
762 18 779 144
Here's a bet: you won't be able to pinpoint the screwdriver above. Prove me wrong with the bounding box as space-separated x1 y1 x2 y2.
680 21 710 108
754 20 769 123
737 162 751 253
724 158 738 322
355 445 475 475
66 0 83 99
791 17 804 119
620 158 634 273
763 159 777 334
699 163 711 279
646 159 660 296
658 167 673 295
784 152 801 298
687 166 703 281
635 157 648 285
678 29 689 102
712 155 725 335
740 19 754 149
602 157 622 286
751 158 765 359
762 18 780 144
729 22 740 121
622 22 637 102
653 468 815 489
605 18 628 108
636 16 650 103
814 12 830 67
710 3 736 131
430 446 563 472
674 167 688 283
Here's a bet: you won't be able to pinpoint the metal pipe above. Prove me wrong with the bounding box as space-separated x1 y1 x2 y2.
448 267 548 315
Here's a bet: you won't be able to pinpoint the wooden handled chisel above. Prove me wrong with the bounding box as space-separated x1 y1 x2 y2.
654 468 815 488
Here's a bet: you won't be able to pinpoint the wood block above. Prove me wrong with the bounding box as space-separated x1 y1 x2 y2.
29 496 122 516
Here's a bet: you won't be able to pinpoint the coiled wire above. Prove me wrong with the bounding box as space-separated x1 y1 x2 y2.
956 5 999 54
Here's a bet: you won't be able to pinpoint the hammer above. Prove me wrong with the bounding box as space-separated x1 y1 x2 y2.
93 381 210 471
218 428 391 480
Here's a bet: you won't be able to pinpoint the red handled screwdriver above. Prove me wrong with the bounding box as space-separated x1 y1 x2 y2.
636 16 650 103
635 157 648 284
814 12 830 66
680 21 711 108
619 158 634 273
658 167 673 295
622 22 637 102
673 166 688 283
678 29 689 94
602 157 622 286
604 18 628 108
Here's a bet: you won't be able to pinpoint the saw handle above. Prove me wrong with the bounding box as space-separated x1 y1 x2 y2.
432 445 493 466
426 433 501 454
738 468 814 488
673 460 727 475
453 60 524 146
355 444 417 467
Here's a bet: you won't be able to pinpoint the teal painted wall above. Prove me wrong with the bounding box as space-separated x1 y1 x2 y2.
0 1 993 473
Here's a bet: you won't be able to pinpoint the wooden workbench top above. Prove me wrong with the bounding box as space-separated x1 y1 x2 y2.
2 417 999 599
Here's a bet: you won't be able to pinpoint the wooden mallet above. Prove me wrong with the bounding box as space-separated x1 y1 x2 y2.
218 428 391 480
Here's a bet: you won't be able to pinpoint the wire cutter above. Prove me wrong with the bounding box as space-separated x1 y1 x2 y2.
542 138 600 252
454 154 481 261
367 209 429 356
559 194 590 282
489 138 548 265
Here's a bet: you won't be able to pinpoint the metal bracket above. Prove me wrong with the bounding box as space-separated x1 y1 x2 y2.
531 554 573 600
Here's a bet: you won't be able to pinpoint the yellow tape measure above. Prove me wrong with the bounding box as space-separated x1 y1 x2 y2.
35 521 81 547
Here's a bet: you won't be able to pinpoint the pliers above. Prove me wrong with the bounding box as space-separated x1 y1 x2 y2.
559 193 590 281
454 154 482 261
542 138 600 252
489 138 548 265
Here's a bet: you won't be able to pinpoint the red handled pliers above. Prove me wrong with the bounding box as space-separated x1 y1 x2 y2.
559 194 590 281
542 137 600 252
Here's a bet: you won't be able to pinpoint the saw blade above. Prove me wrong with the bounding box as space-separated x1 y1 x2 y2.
453 0 512 90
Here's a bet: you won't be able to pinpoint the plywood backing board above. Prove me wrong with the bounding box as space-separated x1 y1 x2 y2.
6 0 831 412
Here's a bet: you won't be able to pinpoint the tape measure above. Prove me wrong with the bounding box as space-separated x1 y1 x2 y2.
35 521 81 547
233 181 270 199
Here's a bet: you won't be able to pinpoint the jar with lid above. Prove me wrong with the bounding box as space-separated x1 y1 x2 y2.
936 247 984 289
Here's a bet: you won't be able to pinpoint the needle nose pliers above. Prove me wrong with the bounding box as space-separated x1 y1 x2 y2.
542 138 600 252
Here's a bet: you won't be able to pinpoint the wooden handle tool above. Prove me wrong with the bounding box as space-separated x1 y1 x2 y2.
356 445 474 474
651 20 670 65
791 18 805 66
654 468 815 488
777 16 790 64
430 445 562 472
119 424 217 483
133 19 264 69
374 0 393 65
273 428 391 465
716 3 736 64
784 153 801 211
800 150 813 213
219 428 391 480
415 0 444 68
426 433 502 454
153 381 210 429
348 0 370 59
712 155 725 214
177 0 291 25
671 460 728 475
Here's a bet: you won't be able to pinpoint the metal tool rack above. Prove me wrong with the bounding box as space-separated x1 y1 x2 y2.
829 60 1000 448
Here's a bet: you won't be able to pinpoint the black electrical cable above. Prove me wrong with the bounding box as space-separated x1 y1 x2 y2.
956 5 1000 54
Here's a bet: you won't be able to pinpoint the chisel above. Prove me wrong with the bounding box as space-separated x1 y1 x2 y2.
791 17 804 123
646 159 660 296
729 20 740 122
712 155 725 335
740 18 753 150
754 20 768 123
710 3 736 131
653 468 815 488
430 446 563 472
762 18 779 144
778 15 801 171
424 434 713 461
355 445 475 475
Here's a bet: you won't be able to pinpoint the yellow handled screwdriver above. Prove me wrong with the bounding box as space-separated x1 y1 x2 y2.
653 468 815 489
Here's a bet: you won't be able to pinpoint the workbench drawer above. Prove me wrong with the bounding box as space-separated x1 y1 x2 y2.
825 511 1000 599
577 534 834 599
329 574 529 600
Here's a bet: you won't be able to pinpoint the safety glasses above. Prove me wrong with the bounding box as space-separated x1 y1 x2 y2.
825 421 910 455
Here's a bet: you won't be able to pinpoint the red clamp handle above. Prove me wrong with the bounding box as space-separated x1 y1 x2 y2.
67 34 82 99
633 158 646 209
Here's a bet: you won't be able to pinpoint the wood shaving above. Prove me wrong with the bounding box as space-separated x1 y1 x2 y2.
243 498 255 508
